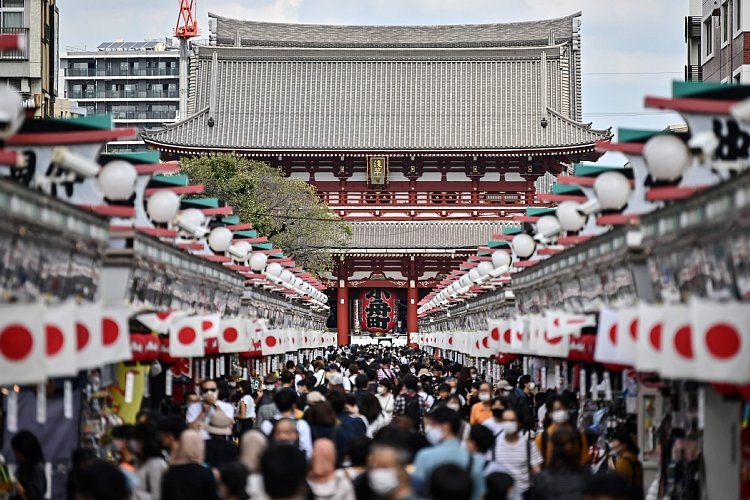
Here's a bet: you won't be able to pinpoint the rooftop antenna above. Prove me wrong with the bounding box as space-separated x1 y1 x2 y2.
174 0 198 121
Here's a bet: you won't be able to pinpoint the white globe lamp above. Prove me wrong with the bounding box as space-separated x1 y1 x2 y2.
97 160 138 200
491 250 511 269
146 190 181 223
556 201 587 232
593 171 632 211
643 134 691 182
280 270 294 283
249 252 268 272
230 241 252 262
207 227 234 252
535 215 562 239
266 262 283 277
512 233 536 259
468 268 481 283
476 261 494 277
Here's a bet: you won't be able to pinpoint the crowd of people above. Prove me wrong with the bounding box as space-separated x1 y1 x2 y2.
6 344 650 500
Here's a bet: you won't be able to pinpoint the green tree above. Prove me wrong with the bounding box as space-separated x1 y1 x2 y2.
180 153 351 275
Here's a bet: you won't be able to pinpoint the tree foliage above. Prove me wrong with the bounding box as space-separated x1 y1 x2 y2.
180 153 351 276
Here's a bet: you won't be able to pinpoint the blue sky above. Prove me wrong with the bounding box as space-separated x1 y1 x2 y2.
59 0 688 135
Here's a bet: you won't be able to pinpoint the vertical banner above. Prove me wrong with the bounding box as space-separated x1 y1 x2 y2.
359 289 397 334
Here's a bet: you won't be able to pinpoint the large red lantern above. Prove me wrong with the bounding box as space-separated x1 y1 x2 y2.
359 289 397 333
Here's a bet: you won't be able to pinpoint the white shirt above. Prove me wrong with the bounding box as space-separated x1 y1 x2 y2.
376 392 395 421
186 400 235 440
482 417 504 436
240 394 256 420
492 434 543 494
260 415 313 459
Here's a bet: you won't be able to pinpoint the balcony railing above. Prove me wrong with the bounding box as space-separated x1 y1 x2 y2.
685 64 702 81
318 191 547 207
685 16 702 41
66 68 178 77
68 90 178 99
0 27 28 61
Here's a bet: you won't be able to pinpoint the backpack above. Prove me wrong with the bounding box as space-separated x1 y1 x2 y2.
402 393 424 431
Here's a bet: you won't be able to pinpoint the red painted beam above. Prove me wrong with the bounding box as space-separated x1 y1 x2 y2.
645 185 709 201
597 213 640 225
596 141 645 155
79 205 135 217
6 127 138 145
135 161 180 175
644 95 734 115
233 237 269 244
226 223 253 230
200 254 232 263
145 185 204 196
0 149 24 167
177 242 204 251
201 206 233 216
538 193 588 203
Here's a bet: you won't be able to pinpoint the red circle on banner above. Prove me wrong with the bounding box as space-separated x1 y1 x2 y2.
304 336 308 343
503 329 512 344
46 325 64 356
674 326 693 358
475 340 480 350
705 323 741 359
1 325 33 361
266 336 277 347
102 318 119 346
482 337 489 348
649 324 662 350
202 320 213 331
223 327 239 343
629 319 639 341
491 328 500 342
609 324 618 345
76 323 90 350
178 327 196 345
156 311 171 320
516 330 523 341
545 330 562 345
448 337 453 345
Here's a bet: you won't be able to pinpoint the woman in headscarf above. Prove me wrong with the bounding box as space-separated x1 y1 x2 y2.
306 439 355 500
240 431 269 500
160 429 218 500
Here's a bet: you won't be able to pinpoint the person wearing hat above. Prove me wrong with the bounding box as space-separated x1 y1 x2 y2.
186 378 236 440
204 410 239 469
496 379 513 397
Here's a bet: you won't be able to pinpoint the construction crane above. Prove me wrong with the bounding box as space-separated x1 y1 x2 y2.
174 0 198 121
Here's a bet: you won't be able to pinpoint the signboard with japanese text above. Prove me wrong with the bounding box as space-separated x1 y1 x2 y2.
359 289 397 333
367 156 388 187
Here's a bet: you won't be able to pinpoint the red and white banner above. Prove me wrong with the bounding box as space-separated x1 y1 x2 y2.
0 303 46 385
130 334 160 362
546 311 596 337
536 315 570 359
510 317 528 353
201 314 221 339
101 307 133 365
593 306 622 365
635 303 664 372
76 301 104 370
615 306 639 366
659 304 695 380
218 317 248 353
261 329 286 356
690 300 750 384
44 301 77 377
136 311 186 334
169 315 205 358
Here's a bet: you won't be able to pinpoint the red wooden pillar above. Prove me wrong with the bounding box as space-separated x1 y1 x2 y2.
336 279 349 346
407 257 418 344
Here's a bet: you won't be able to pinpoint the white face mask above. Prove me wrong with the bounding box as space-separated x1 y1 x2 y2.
501 421 518 435
446 403 461 412
478 392 491 402
368 468 400 495
377 386 387 395
424 425 445 445
551 409 568 424
410 368 416 374
264 384 275 392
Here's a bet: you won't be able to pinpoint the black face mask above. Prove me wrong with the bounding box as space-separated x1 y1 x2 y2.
492 408 504 419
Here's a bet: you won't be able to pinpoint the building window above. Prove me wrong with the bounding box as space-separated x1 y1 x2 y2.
704 17 714 57
734 0 742 33
0 0 24 29
722 4 729 43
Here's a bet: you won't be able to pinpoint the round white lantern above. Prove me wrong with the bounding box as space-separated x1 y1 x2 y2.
468 268 481 283
477 261 494 277
0 86 24 140
230 241 252 262
177 208 205 229
249 252 268 272
556 201 587 232
535 215 562 239
512 233 536 259
643 134 691 182
266 262 283 277
146 190 181 223
491 250 511 269
207 227 234 252
280 270 294 283
97 160 138 201
459 274 471 287
593 171 632 210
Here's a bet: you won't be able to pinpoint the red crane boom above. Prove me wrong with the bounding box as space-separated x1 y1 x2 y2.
175 0 198 38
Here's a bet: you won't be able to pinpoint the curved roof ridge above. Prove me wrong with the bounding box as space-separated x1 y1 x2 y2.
546 107 612 137
207 11 582 48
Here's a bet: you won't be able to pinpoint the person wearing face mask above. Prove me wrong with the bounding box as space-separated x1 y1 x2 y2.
376 379 395 423
481 396 509 436
254 374 279 431
490 408 542 500
356 443 419 500
469 383 495 425
412 407 486 500
534 395 589 467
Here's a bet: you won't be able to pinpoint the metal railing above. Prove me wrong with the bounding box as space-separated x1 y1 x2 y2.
318 191 547 207
0 27 28 60
685 64 702 81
